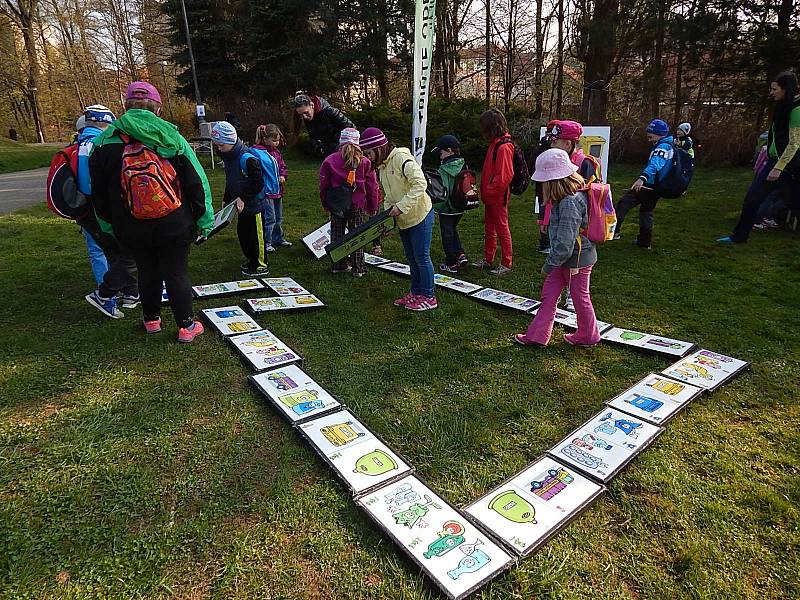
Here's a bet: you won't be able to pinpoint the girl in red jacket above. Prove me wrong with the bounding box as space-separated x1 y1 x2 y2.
472 108 514 275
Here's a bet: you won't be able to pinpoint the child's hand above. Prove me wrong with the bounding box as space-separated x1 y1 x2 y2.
539 224 547 234
569 268 579 275
631 179 644 192
279 176 286 183
389 206 401 217
235 198 245 213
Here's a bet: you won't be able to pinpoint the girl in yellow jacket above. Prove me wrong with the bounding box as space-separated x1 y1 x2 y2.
361 127 438 311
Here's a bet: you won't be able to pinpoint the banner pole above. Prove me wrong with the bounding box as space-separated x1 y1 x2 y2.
412 0 437 165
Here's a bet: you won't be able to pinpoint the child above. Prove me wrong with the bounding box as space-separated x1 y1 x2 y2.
675 123 695 159
253 124 291 251
211 121 270 277
360 127 437 311
431 134 469 273
319 128 379 276
514 149 600 347
90 81 214 343
614 119 674 249
472 108 514 275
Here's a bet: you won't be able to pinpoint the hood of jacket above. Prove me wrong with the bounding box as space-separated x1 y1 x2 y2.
77 126 104 145
439 156 465 177
93 109 186 157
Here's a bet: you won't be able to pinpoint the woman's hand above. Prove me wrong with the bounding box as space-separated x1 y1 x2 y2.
389 206 401 217
766 168 781 182
569 268 579 275
631 178 644 192
235 198 245 213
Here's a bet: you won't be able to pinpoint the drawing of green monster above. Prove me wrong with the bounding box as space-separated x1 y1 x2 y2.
620 331 646 341
392 495 442 528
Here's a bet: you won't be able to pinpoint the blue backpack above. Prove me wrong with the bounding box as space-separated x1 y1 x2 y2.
239 147 281 201
657 146 694 199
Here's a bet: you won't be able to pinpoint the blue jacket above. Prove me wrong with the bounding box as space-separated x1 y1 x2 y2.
219 140 265 215
76 126 104 196
639 135 674 185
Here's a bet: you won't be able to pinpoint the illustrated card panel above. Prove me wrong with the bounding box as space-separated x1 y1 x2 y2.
602 327 695 358
469 288 540 313
433 274 483 294
228 329 302 372
606 373 704 425
192 279 265 298
201 306 262 336
246 295 325 312
249 364 341 423
661 349 750 391
261 277 310 297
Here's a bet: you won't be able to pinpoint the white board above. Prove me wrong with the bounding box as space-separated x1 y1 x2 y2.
161 283 169 305
545 308 614 335
298 410 411 495
601 327 695 358
433 274 483 295
539 125 611 182
228 329 302 372
356 474 514 600
374 261 412 276
469 288 540 313
661 349 749 391
192 279 265 298
464 456 605 557
302 221 334 260
364 253 392 266
606 373 704 426
246 295 325 312
548 408 662 483
201 306 262 336
261 277 310 297
249 364 341 423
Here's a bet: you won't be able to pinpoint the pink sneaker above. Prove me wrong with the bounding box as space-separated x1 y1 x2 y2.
393 293 416 307
143 317 162 334
564 333 598 348
406 295 438 311
177 320 204 343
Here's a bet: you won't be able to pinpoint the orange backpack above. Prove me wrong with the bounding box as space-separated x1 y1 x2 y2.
120 135 182 219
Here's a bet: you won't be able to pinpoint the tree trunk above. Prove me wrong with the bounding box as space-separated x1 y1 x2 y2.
555 0 564 116
485 0 490 106
646 0 666 117
17 1 46 142
581 0 618 124
533 0 544 118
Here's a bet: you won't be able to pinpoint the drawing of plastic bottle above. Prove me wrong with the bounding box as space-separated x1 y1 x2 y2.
446 539 491 580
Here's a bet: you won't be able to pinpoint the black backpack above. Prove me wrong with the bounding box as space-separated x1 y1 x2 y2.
656 146 694 199
493 138 530 196
423 169 448 204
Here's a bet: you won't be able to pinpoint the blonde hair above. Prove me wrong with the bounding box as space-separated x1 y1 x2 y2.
124 98 161 114
542 172 585 206
340 143 363 170
255 124 284 147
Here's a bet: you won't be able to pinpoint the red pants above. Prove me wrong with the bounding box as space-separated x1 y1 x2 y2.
484 203 512 268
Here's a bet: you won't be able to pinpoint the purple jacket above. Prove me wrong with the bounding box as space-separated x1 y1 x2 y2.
253 144 287 199
319 152 380 213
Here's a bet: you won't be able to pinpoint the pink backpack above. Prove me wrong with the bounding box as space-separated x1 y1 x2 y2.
581 183 616 243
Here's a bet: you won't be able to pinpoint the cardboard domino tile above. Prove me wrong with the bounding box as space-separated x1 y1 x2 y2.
228 329 302 372
250 364 341 423
605 373 704 425
201 306 261 336
192 279 265 298
601 327 695 357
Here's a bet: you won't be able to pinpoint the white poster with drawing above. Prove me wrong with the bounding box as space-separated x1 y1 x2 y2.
541 308 614 335
250 364 341 423
192 279 265 298
374 261 412 276
606 373 704 425
201 306 261 336
539 125 611 182
303 221 346 260
298 410 411 495
364 253 392 266
548 408 662 483
465 455 605 557
228 329 302 372
602 327 695 357
356 474 514 600
469 288 540 313
247 295 325 312
434 274 483 295
661 349 749 391
261 277 310 297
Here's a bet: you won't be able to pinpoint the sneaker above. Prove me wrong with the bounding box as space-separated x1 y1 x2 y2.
439 263 459 274
716 235 737 244
512 333 546 347
241 264 269 277
393 293 416 307
563 296 575 312
564 333 598 348
613 234 621 240
752 221 767 230
353 271 366 278
120 293 140 309
276 240 292 247
457 253 468 266
471 259 492 268
372 245 383 256
406 295 438 311
177 320 204 343
85 291 124 319
490 265 512 276
764 219 780 229
143 317 162 334
266 245 276 253
538 247 551 254
331 265 352 274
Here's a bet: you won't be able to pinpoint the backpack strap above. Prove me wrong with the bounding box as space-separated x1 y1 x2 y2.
400 158 414 177
492 138 512 164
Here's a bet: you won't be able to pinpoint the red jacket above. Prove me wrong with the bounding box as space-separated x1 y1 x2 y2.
480 134 515 206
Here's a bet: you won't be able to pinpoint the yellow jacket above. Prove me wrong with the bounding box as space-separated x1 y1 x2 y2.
377 147 432 229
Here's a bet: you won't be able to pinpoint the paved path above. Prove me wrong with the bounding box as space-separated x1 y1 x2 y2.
0 167 49 214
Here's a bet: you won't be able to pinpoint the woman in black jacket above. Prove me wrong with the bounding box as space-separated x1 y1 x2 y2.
293 93 355 157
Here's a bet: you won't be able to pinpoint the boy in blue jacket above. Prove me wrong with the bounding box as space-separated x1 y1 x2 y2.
613 119 673 249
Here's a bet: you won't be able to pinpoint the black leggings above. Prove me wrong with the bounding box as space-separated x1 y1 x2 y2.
131 243 194 327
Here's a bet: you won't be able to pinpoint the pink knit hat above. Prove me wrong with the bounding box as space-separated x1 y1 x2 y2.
125 81 162 105
547 120 583 142
531 149 578 182
360 127 388 150
339 127 360 147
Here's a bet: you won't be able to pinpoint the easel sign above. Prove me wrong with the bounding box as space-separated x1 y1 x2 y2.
325 210 396 264
302 221 334 260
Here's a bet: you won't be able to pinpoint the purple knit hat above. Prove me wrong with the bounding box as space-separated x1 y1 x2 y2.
360 127 388 150
125 81 162 105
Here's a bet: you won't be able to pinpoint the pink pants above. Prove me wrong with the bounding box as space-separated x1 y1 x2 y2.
484 203 513 268
521 265 601 345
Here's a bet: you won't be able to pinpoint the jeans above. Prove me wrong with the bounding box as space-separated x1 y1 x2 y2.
731 158 796 242
399 209 435 297
260 199 276 249
81 227 108 285
614 187 661 247
522 265 600 345
271 197 285 244
439 213 464 266
131 242 194 327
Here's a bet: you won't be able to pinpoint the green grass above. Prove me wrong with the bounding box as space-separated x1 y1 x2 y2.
0 138 58 174
1 156 799 600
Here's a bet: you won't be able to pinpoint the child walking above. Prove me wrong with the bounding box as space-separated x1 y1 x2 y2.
253 124 291 252
514 149 601 348
431 134 470 273
319 128 380 276
361 127 438 311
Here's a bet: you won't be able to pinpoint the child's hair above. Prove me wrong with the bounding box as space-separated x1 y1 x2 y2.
542 172 585 206
367 141 395 167
255 124 284 147
479 108 508 139
340 143 364 170
124 98 161 114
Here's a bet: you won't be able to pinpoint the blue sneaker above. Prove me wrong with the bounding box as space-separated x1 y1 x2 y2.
85 291 124 319
716 236 736 244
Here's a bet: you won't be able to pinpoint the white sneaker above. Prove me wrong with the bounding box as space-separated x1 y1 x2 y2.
490 265 512 276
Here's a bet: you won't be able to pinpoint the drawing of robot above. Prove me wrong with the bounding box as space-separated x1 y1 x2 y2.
488 490 536 523
699 350 733 363
392 494 442 528
447 539 491 580
295 296 319 305
624 394 664 413
645 338 685 350
561 444 608 470
312 235 330 252
695 355 723 369
238 281 259 288
279 389 321 412
423 521 465 559
619 331 646 341
597 412 642 438
667 363 713 381
384 483 420 507
266 371 298 391
647 378 684 395
530 467 574 500
215 309 241 318
320 420 366 446
227 321 257 333
573 433 613 451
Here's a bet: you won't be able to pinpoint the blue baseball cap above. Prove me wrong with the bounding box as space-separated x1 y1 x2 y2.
646 119 669 136
432 134 460 152
84 104 115 124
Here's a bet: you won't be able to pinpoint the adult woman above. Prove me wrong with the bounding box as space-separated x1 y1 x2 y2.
718 71 800 244
293 92 355 157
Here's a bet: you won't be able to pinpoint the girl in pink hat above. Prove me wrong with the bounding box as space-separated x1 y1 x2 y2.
514 149 601 348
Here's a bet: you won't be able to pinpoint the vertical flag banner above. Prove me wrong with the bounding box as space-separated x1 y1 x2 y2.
412 0 437 164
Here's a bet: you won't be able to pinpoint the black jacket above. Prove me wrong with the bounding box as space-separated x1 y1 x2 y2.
305 96 355 150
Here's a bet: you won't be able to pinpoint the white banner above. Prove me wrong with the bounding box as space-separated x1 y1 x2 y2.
412 0 436 164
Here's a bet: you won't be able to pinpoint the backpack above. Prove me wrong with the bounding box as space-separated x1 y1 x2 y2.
451 168 480 211
325 169 355 218
656 145 693 199
47 144 90 220
583 154 602 184
120 135 182 219
493 138 530 196
580 182 616 243
240 147 281 201
423 169 448 204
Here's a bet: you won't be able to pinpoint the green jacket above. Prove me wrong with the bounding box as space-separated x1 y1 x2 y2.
432 156 465 215
91 109 214 236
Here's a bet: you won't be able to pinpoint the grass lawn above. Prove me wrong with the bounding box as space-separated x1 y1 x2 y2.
1 154 798 600
0 138 60 174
